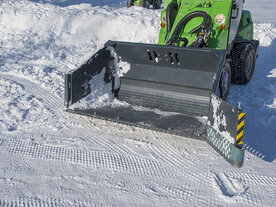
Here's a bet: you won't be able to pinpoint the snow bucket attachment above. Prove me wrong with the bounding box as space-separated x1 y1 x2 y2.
65 41 245 167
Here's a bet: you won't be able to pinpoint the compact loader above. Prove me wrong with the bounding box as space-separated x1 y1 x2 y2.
65 0 259 167
127 0 162 9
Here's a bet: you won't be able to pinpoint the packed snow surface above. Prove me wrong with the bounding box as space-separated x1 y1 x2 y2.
0 0 276 206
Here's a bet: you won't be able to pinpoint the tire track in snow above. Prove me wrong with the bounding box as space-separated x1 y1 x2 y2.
0 73 213 183
139 136 213 184
0 74 138 157
0 138 178 180
157 184 217 206
225 171 276 187
0 74 63 111
149 138 201 168
120 126 205 171
0 73 214 189
142 179 221 206
154 183 197 200
0 73 170 158
0 198 114 207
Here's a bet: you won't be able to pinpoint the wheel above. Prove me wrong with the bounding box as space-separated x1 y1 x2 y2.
230 42 256 84
219 62 231 100
127 0 135 8
140 0 150 9
152 0 161 9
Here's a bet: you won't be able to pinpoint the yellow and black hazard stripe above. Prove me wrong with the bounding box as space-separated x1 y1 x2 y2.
236 112 245 146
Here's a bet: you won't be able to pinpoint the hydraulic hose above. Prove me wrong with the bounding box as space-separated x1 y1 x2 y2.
170 11 210 38
165 1 178 41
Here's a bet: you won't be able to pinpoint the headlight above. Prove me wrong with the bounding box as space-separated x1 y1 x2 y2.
215 13 225 25
162 12 166 23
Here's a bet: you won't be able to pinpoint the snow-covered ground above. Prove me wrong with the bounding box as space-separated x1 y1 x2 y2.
0 0 275 206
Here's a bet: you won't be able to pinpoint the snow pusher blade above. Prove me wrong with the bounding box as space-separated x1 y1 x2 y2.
65 41 245 167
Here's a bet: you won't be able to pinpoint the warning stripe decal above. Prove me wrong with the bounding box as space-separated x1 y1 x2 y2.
236 112 245 145
238 113 245 124
237 121 244 135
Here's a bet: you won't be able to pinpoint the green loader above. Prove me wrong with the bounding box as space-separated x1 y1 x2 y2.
127 0 162 9
65 0 259 167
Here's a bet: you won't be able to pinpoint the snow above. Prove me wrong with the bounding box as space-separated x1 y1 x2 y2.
69 67 129 109
244 0 276 25
0 0 276 206
254 23 276 46
69 46 131 109
209 95 234 145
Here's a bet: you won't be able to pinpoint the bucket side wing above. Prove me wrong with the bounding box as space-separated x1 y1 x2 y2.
207 93 245 168
65 45 116 107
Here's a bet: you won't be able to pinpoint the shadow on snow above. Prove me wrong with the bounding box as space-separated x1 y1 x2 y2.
228 39 276 162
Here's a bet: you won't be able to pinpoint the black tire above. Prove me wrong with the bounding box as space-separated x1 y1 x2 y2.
152 0 162 9
219 62 231 100
127 0 135 8
230 43 256 84
140 0 150 9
